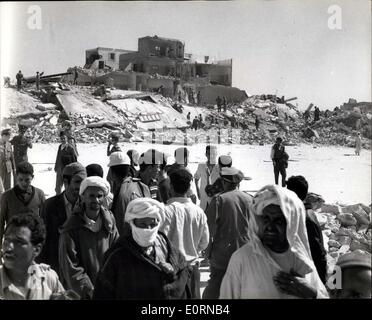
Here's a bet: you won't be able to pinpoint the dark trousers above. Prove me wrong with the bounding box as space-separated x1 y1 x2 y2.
190 263 201 299
202 266 226 299
55 169 64 195
274 163 286 187
0 170 11 190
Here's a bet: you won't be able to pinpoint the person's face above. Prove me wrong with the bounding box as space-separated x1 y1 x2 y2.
133 217 159 229
1 134 10 142
2 226 41 271
16 173 33 191
276 139 282 146
338 268 372 299
82 186 105 212
144 164 160 181
256 204 289 252
65 174 85 202
60 135 67 144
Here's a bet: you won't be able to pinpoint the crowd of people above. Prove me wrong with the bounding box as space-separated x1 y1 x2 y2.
0 126 370 300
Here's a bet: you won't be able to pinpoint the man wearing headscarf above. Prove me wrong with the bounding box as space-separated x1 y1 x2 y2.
93 198 192 300
59 176 119 299
202 167 251 299
220 184 329 299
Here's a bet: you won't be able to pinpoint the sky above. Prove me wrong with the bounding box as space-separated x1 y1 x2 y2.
0 0 371 110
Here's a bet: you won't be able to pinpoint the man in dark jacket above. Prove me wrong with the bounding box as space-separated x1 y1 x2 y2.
59 176 119 299
54 130 78 195
93 198 191 300
270 137 288 187
38 162 87 274
286 175 327 284
202 167 251 299
10 125 32 169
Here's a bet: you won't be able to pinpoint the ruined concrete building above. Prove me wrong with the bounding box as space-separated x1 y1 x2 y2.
83 35 245 104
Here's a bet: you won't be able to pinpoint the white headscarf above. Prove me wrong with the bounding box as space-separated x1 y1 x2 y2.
79 176 111 196
249 184 314 276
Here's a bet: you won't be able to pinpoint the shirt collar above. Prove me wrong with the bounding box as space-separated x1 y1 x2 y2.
167 197 192 205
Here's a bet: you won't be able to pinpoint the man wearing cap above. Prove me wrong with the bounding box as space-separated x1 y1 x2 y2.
54 130 78 195
10 125 32 170
93 198 192 300
0 161 45 243
59 176 119 299
110 151 151 235
334 252 371 299
203 167 252 299
194 145 220 212
38 162 87 274
0 128 16 190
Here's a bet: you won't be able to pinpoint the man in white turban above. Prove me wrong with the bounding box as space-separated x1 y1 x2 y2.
93 198 192 300
220 184 329 299
59 176 119 299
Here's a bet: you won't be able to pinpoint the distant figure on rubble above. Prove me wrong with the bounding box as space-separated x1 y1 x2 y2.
255 115 260 131
314 107 320 122
222 97 227 112
355 132 362 156
16 70 23 91
3 76 11 88
107 133 122 156
73 67 78 85
270 137 288 187
35 71 44 91
303 110 310 122
178 91 182 102
187 112 191 121
192 116 199 130
197 91 202 106
324 109 330 118
62 122 79 157
216 96 222 112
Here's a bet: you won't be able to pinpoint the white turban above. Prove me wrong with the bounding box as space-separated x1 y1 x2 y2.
125 198 165 224
250 187 280 216
79 176 110 196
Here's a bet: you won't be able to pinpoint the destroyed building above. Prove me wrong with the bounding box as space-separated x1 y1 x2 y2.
85 47 135 71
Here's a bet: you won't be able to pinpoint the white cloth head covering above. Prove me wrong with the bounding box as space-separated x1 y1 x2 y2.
79 176 111 196
125 198 165 224
249 184 314 276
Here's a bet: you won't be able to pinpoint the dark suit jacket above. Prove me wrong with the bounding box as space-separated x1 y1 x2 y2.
38 193 68 274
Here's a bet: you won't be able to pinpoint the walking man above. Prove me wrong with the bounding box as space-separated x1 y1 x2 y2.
270 137 288 187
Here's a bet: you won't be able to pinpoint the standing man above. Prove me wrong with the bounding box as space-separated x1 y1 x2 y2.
10 125 33 169
0 162 45 243
194 145 219 212
160 168 209 298
0 129 16 190
187 112 191 122
59 176 119 300
355 132 362 156
202 167 251 299
192 116 199 130
314 107 320 122
255 115 260 131
38 162 87 274
54 130 78 195
222 97 227 112
16 70 23 91
35 71 44 91
73 67 78 85
270 137 288 187
216 96 222 112
197 91 202 106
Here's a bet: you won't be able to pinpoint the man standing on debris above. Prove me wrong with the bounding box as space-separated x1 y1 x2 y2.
223 97 227 112
192 116 199 130
255 115 260 131
73 67 78 85
35 71 44 91
0 129 16 190
355 132 362 156
38 162 87 276
314 107 320 122
54 131 78 195
203 167 251 299
11 125 33 170
216 96 222 112
16 70 23 91
197 91 202 106
270 137 288 187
